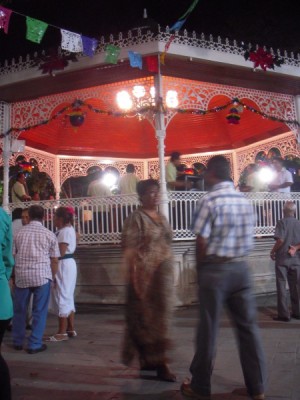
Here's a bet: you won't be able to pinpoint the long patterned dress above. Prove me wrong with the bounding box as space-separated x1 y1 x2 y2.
121 209 174 368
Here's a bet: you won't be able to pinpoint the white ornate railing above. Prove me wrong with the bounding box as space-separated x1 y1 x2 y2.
1 26 300 75
8 191 300 244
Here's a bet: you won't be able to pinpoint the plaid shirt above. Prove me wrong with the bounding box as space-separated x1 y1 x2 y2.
13 221 60 288
191 181 254 258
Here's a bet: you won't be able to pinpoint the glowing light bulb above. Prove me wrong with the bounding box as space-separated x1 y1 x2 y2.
116 91 133 110
166 90 178 108
132 85 145 99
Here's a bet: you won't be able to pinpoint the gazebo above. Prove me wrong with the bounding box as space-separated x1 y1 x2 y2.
1 24 300 304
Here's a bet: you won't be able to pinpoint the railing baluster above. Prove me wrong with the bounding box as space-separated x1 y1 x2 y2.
7 192 300 244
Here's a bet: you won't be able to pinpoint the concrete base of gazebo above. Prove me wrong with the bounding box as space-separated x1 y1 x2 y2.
74 238 276 306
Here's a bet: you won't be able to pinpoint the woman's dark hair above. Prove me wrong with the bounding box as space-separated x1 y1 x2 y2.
12 207 23 221
207 155 231 181
137 179 159 198
55 206 74 225
29 205 44 221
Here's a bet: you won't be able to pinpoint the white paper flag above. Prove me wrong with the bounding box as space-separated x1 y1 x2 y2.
61 29 83 53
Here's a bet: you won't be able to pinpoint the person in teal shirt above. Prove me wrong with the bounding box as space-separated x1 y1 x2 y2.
0 207 14 400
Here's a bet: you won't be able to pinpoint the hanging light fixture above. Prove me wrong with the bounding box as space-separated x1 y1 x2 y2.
116 85 178 119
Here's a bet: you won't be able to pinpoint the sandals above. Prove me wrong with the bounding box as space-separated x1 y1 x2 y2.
66 330 77 338
44 333 69 342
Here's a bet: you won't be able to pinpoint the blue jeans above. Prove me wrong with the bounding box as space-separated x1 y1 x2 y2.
12 281 50 350
190 261 266 397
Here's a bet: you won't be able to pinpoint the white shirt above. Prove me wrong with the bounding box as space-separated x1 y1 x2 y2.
166 162 177 190
272 167 293 193
11 181 26 204
12 219 23 238
119 173 139 194
56 226 76 254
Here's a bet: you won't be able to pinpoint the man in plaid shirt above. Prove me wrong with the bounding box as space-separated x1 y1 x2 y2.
181 156 266 400
12 205 60 354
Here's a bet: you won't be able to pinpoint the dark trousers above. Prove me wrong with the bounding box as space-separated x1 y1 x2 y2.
275 263 300 318
0 319 12 400
12 281 50 350
190 260 266 397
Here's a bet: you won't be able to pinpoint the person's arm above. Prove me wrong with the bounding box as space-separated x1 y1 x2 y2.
195 235 207 264
2 218 15 280
50 257 59 280
58 243 68 258
269 182 292 191
288 244 300 257
50 236 61 280
270 238 284 260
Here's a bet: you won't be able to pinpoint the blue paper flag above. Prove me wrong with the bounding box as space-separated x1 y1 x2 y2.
128 51 143 70
81 36 98 57
169 19 186 32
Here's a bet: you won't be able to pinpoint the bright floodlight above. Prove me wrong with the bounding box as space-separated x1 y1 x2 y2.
116 90 133 110
166 90 178 108
150 86 155 99
102 173 117 188
132 85 146 99
257 167 275 184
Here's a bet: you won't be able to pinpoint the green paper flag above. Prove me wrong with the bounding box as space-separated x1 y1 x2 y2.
105 44 121 64
179 0 200 20
26 17 48 44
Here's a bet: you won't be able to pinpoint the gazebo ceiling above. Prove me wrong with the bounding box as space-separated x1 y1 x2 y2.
4 49 295 158
18 92 289 158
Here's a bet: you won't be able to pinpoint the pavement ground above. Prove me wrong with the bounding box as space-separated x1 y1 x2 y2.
2 294 300 400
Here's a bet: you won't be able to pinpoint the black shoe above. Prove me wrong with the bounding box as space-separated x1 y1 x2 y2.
26 324 32 330
6 324 12 332
272 316 290 322
13 345 23 351
27 344 47 354
291 314 300 320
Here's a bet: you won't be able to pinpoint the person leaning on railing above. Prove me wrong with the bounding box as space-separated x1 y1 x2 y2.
166 152 192 191
268 157 293 223
11 172 31 203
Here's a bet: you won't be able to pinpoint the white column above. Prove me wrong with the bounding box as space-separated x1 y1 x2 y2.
55 155 61 199
154 61 169 219
231 150 239 188
1 102 11 211
294 95 300 144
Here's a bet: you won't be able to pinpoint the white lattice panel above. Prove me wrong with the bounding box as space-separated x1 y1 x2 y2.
59 158 145 185
148 152 234 180
10 77 155 128
236 132 300 176
163 76 297 130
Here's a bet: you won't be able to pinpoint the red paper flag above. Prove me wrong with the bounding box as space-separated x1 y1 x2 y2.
0 6 12 34
145 56 158 73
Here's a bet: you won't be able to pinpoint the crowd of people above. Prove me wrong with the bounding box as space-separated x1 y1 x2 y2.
2 154 300 400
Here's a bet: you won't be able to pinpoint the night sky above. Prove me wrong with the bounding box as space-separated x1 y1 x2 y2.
0 0 299 63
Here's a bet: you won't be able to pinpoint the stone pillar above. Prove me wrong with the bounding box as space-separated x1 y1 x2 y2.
154 64 169 219
0 102 11 210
